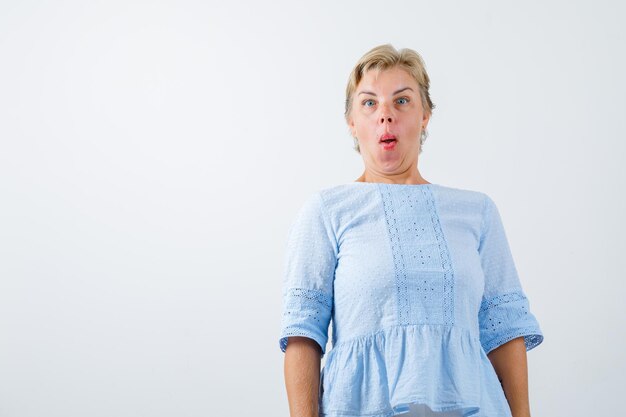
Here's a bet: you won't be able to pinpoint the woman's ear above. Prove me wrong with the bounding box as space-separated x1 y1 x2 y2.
421 111 431 130
348 115 357 138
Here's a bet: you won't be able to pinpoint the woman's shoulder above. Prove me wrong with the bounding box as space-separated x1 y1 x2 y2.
431 183 489 203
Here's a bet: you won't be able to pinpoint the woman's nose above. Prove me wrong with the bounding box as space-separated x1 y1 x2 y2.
378 106 394 124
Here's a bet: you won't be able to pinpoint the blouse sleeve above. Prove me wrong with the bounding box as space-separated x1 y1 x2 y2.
477 194 544 356
278 192 337 357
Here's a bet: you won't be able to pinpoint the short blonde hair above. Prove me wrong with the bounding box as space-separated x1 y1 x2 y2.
345 44 435 153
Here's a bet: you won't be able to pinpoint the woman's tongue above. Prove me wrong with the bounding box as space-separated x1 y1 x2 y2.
379 132 397 144
380 139 397 151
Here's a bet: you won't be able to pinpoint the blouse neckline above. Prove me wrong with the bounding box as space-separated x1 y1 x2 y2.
344 182 439 187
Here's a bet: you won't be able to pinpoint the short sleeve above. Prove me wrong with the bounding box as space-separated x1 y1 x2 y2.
477 194 544 356
278 192 337 357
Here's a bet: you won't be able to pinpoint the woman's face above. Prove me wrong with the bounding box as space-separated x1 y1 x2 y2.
348 66 430 175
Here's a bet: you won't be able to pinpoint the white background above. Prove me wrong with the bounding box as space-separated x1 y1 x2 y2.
1 1 624 416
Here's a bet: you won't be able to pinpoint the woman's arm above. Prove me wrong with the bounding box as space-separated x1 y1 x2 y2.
487 336 531 417
284 337 322 417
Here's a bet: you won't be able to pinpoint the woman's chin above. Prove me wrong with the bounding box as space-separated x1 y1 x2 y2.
376 151 404 165
375 158 405 173
364 147 408 168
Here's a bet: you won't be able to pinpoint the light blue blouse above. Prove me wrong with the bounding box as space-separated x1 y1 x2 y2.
279 182 544 417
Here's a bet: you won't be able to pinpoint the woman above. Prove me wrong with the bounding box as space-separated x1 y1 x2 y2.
279 44 544 417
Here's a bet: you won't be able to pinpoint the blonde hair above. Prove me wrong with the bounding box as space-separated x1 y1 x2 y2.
345 44 435 153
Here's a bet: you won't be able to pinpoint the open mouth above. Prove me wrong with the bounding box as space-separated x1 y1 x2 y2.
378 133 398 151
379 134 397 150
379 133 397 144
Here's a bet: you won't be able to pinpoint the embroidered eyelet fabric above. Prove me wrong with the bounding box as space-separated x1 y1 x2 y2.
279 183 544 417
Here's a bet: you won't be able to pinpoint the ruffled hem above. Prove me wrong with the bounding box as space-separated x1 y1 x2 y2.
320 399 476 417
318 324 511 417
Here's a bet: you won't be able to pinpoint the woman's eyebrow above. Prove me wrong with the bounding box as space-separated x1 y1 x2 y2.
392 87 413 95
358 87 414 96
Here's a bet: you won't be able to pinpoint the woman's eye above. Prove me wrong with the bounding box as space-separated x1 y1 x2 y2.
363 99 375 107
396 97 409 105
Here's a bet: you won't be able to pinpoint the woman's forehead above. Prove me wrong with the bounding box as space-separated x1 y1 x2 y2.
358 67 417 92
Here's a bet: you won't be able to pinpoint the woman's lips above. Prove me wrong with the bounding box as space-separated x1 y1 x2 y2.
379 134 397 150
